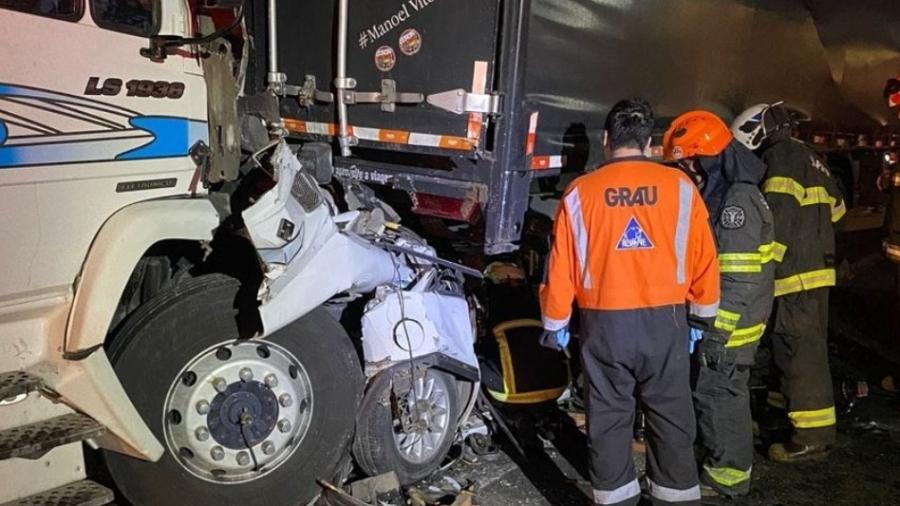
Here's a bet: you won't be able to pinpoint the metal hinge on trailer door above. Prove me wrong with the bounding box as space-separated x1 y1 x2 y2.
285 75 335 108
427 89 502 115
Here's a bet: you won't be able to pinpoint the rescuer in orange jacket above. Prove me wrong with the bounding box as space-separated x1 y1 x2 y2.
540 99 720 506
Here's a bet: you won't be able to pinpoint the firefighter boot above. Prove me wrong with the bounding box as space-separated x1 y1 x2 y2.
767 441 831 463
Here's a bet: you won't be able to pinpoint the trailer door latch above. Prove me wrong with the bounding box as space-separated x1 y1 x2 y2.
427 89 501 115
340 79 425 112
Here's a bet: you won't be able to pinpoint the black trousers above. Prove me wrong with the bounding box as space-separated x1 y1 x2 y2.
581 305 700 506
693 347 755 496
770 288 836 446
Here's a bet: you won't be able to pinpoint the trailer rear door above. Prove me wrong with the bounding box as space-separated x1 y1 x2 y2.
277 0 502 154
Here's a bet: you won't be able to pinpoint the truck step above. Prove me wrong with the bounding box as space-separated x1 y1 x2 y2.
0 371 43 401
0 414 105 460
0 480 113 506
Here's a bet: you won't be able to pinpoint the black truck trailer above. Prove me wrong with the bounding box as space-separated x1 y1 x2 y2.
244 0 899 254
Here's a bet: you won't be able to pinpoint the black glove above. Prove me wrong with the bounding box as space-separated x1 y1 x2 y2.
697 335 728 368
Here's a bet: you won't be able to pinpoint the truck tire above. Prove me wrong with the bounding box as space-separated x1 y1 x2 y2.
104 274 363 505
353 366 459 485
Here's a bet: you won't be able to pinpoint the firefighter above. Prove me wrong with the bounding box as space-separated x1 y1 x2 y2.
663 111 776 497
541 99 720 506
731 103 846 462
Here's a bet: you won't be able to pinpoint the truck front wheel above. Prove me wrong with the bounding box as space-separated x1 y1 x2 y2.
104 274 363 505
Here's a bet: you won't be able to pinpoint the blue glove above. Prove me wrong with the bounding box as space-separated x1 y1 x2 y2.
689 328 703 354
540 327 570 351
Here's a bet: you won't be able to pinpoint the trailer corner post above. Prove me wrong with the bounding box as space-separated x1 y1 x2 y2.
335 0 355 157
485 0 533 255
266 0 285 94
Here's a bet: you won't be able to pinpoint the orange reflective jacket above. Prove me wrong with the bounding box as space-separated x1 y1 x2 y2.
540 158 720 330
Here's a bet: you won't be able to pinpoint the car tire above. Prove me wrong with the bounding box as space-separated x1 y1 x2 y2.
353 366 459 485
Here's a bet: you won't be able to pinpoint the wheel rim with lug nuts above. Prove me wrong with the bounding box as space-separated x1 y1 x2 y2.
392 371 451 465
162 340 314 484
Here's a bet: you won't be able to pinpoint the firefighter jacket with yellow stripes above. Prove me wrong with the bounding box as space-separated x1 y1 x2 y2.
695 141 777 352
540 157 721 331
759 139 846 297
708 183 776 353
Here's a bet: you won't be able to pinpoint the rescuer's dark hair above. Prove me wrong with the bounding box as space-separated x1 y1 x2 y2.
604 99 655 150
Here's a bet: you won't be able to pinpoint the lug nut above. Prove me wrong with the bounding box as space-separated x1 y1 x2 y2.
277 419 292 433
213 377 228 393
239 368 253 382
262 441 276 456
279 393 293 408
210 446 225 461
196 400 210 415
195 427 210 441
236 451 250 466
264 374 278 388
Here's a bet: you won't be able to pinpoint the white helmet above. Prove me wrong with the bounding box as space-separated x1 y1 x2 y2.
730 104 771 150
731 102 795 150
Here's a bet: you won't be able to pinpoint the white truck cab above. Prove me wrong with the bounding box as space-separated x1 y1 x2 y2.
0 2 480 504
0 1 222 502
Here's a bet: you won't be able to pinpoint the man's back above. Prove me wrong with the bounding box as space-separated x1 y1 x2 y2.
553 157 718 313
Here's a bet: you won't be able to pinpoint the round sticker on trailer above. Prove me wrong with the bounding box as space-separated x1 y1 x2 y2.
399 28 422 56
375 46 396 72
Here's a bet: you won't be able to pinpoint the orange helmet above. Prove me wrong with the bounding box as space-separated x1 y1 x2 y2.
663 110 733 161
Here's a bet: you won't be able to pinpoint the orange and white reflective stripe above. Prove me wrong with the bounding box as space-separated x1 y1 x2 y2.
526 111 539 156
283 119 343 136
526 111 567 170
282 118 473 151
467 61 489 145
352 126 409 144
531 155 565 170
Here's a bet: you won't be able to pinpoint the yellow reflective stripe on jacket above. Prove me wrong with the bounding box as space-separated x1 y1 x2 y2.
725 323 766 348
719 242 785 273
774 268 836 297
831 199 846 222
763 176 806 200
763 177 844 222
719 252 762 273
703 465 751 487
772 242 787 262
720 264 763 273
759 241 787 263
714 309 741 332
788 406 836 429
